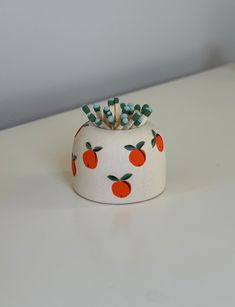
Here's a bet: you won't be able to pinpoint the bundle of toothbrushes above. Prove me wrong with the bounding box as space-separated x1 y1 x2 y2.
82 97 152 130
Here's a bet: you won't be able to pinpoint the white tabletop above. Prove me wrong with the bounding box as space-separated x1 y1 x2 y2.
1 65 235 307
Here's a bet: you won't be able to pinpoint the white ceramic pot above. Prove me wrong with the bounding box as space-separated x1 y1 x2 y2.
72 121 166 204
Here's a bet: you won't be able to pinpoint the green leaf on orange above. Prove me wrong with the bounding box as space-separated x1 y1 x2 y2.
136 141 145 149
124 145 135 151
121 173 132 181
72 153 77 160
86 142 92 149
151 138 156 148
93 146 103 152
152 129 156 137
107 175 119 181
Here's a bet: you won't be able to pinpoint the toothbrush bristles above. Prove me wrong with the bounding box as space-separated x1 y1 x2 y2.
82 99 152 130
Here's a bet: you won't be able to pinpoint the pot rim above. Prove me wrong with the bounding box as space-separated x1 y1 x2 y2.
84 120 150 133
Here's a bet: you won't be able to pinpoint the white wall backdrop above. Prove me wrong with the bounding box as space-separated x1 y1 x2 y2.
1 0 235 129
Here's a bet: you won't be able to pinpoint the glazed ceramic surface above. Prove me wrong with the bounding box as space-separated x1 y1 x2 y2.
72 121 166 204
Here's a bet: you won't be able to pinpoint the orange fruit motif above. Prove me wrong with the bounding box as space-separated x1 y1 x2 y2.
124 141 146 167
156 134 164 152
108 174 132 198
82 142 102 169
83 149 97 169
72 153 77 176
112 181 131 198
151 130 164 152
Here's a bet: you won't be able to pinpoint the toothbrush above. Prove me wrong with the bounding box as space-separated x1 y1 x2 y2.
127 103 135 121
117 113 128 129
103 106 111 128
108 115 115 129
120 117 129 129
122 105 130 115
132 117 142 128
139 106 152 126
94 117 106 129
108 98 115 120
82 99 153 130
87 113 96 125
82 104 91 116
114 97 121 128
82 104 98 127
126 111 141 129
93 103 102 120
120 103 126 110
134 104 141 112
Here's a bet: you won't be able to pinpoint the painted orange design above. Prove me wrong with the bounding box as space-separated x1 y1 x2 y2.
108 174 132 198
74 122 89 137
72 153 77 176
156 134 164 152
83 142 102 169
124 141 146 167
151 130 164 152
